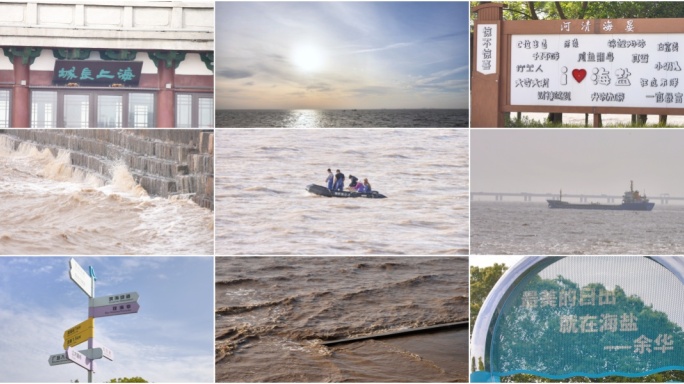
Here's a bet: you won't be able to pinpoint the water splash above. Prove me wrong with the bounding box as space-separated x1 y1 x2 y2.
108 161 149 198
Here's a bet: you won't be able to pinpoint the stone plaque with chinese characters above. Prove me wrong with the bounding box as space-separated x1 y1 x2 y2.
53 60 143 86
510 19 684 108
477 24 497 75
489 257 684 379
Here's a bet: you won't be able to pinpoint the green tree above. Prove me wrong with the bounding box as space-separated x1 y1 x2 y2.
107 377 148 383
470 263 509 327
589 2 684 19
473 1 684 21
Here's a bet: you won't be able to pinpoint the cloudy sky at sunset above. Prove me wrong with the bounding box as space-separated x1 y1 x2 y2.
216 2 468 110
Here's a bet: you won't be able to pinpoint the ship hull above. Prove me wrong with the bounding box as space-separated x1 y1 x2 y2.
547 200 654 211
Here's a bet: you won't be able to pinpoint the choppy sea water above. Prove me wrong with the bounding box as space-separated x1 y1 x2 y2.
216 109 469 128
215 256 469 382
214 129 469 255
471 201 684 255
0 136 214 255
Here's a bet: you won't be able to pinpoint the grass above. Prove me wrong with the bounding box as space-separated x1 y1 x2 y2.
504 115 684 128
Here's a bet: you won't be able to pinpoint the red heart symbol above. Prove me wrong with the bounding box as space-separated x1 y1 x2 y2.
572 69 586 83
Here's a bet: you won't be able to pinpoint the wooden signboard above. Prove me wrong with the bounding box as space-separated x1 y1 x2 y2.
472 4 684 127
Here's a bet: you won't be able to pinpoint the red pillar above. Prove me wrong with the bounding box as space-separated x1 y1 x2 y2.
11 56 30 128
157 61 175 128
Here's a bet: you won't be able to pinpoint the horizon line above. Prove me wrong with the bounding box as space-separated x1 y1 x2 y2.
216 108 467 111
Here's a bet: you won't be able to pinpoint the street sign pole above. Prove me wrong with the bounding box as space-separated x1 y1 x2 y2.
88 266 95 384
54 259 137 383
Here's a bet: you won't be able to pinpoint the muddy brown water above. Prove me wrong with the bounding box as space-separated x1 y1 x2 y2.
215 257 468 382
0 136 213 255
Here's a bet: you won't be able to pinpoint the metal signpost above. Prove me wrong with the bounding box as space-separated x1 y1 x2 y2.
49 258 140 383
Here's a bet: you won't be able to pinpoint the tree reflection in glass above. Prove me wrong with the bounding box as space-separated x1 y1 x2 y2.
490 257 684 379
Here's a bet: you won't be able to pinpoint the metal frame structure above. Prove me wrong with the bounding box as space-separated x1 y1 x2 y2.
471 256 684 382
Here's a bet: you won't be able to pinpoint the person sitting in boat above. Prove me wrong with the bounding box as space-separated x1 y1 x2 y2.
347 175 359 191
334 169 345 191
354 181 366 193
325 168 334 190
363 178 372 192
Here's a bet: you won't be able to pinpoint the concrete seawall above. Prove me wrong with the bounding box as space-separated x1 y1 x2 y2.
1 129 214 210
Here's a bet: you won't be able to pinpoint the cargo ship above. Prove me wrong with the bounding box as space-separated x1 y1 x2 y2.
547 181 655 211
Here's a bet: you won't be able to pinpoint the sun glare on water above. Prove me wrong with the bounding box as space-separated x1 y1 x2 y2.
291 45 326 72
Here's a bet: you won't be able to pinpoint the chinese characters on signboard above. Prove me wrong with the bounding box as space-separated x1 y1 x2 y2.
510 20 684 108
522 286 674 356
477 24 497 75
53 60 143 86
109 294 132 303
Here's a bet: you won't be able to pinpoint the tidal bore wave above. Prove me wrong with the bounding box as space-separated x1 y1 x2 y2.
0 136 213 255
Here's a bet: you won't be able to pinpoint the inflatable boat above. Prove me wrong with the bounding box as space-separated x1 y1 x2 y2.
306 184 387 199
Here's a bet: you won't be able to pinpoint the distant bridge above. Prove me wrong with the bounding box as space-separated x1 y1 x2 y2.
471 192 679 204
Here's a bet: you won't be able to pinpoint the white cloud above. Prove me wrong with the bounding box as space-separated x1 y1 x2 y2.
0 257 214 383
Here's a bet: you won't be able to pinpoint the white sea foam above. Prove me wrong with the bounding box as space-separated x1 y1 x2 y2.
101 161 149 198
0 135 213 255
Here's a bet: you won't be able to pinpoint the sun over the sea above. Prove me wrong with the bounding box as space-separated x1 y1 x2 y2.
291 44 326 72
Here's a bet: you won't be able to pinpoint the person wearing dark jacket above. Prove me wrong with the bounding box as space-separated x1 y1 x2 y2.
348 175 359 190
334 169 345 191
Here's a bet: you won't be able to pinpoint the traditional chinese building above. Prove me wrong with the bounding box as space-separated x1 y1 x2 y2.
0 0 213 128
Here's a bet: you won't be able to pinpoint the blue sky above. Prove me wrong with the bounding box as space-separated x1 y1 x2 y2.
216 2 469 109
0 257 214 383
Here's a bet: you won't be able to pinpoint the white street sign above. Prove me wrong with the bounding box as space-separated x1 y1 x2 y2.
80 348 103 360
48 353 71 366
69 258 93 297
65 347 96 372
49 346 113 366
91 340 114 361
90 292 139 308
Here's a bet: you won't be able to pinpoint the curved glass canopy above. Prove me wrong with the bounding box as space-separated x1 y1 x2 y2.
471 256 684 382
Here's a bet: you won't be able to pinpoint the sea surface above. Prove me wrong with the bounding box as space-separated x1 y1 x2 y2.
214 129 469 255
0 136 214 255
471 201 684 255
216 109 469 128
215 256 469 382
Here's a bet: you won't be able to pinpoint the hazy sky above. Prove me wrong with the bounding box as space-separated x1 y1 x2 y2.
0 257 213 383
472 129 684 196
216 2 469 110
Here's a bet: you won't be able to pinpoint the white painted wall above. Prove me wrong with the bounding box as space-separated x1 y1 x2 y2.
30 49 56 71
0 56 13 71
0 1 213 50
176 53 212 76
